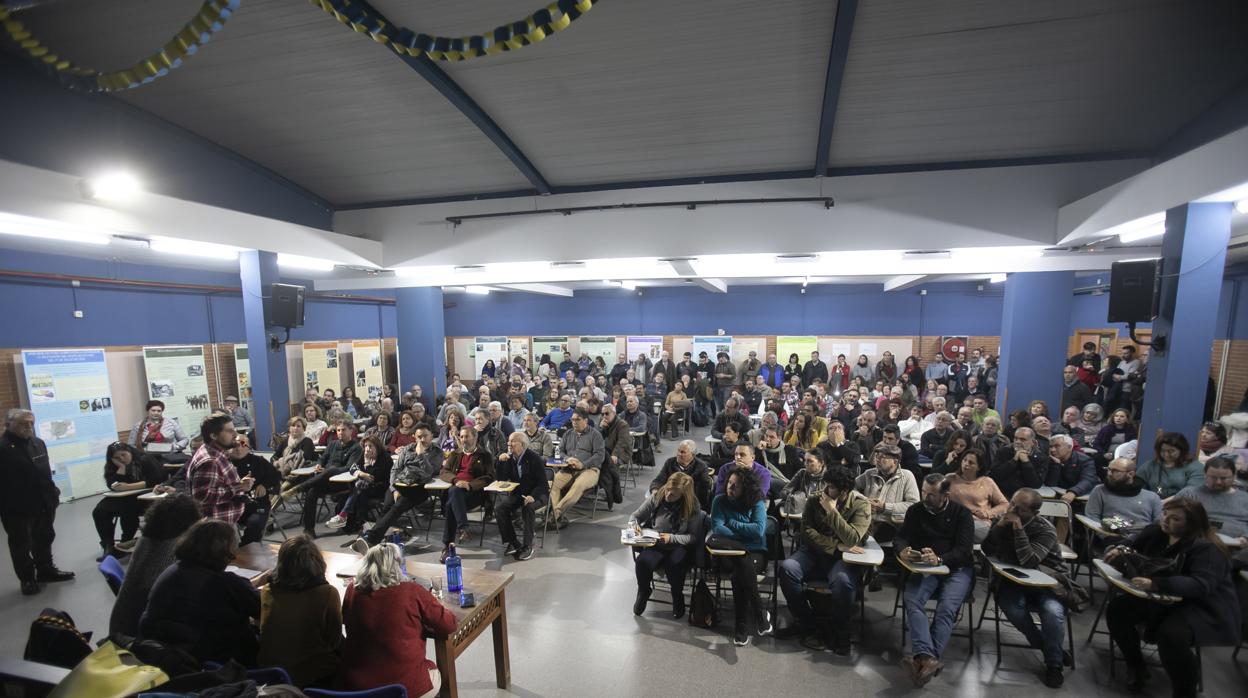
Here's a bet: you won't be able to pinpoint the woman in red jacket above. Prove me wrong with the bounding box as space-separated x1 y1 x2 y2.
337 543 457 697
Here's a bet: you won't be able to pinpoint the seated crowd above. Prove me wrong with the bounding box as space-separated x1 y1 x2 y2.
14 343 1248 696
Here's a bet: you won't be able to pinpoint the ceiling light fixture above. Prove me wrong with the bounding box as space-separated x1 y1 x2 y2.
465 285 491 295
988 273 1006 284
619 280 637 290
802 276 809 288
149 237 242 260
453 265 485 273
277 253 337 272
1235 199 1248 215
0 212 112 246
1119 224 1166 244
81 171 142 202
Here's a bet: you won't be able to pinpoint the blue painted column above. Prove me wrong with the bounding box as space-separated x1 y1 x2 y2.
239 251 289 447
1139 202 1233 445
396 287 447 397
996 271 1075 416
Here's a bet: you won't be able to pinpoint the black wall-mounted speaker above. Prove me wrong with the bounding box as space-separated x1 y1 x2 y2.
1107 260 1160 324
269 283 305 328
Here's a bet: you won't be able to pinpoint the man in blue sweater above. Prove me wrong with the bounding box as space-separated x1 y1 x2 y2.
540 393 574 431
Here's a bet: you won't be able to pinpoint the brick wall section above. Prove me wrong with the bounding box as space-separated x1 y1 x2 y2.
216 344 238 403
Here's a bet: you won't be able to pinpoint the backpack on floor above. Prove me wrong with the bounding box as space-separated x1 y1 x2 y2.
690 406 710 428
25 608 92 669
688 578 719 629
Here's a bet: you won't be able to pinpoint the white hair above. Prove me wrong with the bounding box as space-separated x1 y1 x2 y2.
510 431 531 447
1049 434 1074 449
354 542 405 592
6 408 33 425
678 439 696 451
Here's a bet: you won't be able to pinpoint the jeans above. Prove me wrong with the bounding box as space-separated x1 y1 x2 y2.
996 583 1066 668
714 386 732 413
441 487 485 544
299 467 349 532
719 551 767 631
495 492 546 549
1107 595 1199 698
778 548 862 632
364 489 429 546
1 511 56 583
904 566 974 659
92 496 141 549
635 546 690 603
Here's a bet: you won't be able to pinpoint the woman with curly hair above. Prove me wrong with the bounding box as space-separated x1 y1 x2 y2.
709 467 770 646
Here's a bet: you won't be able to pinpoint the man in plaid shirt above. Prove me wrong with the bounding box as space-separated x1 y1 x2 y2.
187 415 254 525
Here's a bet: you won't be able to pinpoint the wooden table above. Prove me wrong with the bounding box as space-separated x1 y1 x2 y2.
234 543 514 698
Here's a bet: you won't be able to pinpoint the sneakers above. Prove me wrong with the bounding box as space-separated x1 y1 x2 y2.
634 586 652 616
1043 666 1064 689
36 567 74 583
325 514 347 529
503 542 519 556
733 626 750 646
516 547 534 561
755 610 773 637
114 538 138 553
350 538 369 556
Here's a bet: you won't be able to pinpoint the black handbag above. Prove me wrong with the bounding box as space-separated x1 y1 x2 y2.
705 534 748 551
24 608 92 669
688 578 719 628
1108 550 1176 580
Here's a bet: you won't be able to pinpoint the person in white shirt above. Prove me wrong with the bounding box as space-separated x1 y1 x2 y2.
898 405 930 449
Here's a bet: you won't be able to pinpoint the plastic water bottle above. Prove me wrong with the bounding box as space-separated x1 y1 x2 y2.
390 531 406 577
445 544 463 593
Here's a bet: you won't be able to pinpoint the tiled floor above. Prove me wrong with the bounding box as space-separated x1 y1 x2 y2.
1 424 1243 697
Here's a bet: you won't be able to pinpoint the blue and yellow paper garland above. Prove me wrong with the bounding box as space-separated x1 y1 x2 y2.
0 0 240 92
309 0 599 62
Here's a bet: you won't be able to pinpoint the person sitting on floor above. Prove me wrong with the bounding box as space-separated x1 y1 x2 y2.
258 534 343 687
437 425 494 562
981 488 1071 688
777 464 871 655
337 542 457 698
550 409 605 529
139 519 260 666
650 439 713 512
493 431 549 561
709 467 772 647
631 471 702 620
1104 498 1242 697
895 473 976 687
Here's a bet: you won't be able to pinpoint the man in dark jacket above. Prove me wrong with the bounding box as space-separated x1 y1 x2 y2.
493 431 549 561
920 411 955 458
653 351 678 392
895 474 975 687
802 350 829 387
1 409 73 595
989 427 1048 499
1067 341 1101 375
1045 434 1098 503
712 398 752 440
356 424 441 549
650 440 713 512
609 353 631 385
1060 365 1093 413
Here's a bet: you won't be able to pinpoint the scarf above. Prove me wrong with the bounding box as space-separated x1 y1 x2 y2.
1199 435 1225 456
1104 476 1145 498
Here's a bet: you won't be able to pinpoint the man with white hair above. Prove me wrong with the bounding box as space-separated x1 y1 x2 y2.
436 388 467 426
1 409 74 595
650 439 713 511
1045 434 1098 504
494 431 549 560
923 397 947 426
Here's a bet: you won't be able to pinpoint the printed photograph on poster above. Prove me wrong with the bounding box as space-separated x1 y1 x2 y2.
39 419 76 441
626 336 663 362
150 380 175 397
186 364 204 377
692 336 733 361
356 369 367 387
531 337 568 365
367 386 382 400
370 355 381 367
234 345 253 416
28 374 56 402
326 349 338 369
301 342 342 397
306 371 319 391
185 394 209 410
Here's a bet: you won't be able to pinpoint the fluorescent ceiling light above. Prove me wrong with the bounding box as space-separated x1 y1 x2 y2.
988 273 1006 283
277 253 337 272
0 212 112 245
776 254 819 264
149 237 242 260
619 280 637 290
82 171 142 202
454 265 485 273
465 285 491 295
1120 257 1160 263
441 285 466 292
1119 224 1166 244
1236 199 1248 215
952 246 1044 260
603 279 619 286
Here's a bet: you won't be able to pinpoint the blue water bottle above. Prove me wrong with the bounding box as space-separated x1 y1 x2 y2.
445 544 463 593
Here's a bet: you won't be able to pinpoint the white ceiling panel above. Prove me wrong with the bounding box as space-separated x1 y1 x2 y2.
12 0 534 203
827 0 1248 166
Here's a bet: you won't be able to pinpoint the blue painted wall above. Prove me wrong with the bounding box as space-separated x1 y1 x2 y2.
443 283 1007 337
0 248 394 348
0 54 331 230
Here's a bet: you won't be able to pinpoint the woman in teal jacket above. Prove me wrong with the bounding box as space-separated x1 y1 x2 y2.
1136 432 1204 498
710 467 770 646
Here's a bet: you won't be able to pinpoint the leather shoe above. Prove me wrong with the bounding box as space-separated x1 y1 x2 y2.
20 580 39 596
36 568 74 583
671 595 686 620
633 586 652 616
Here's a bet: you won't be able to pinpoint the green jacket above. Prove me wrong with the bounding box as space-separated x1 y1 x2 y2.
800 489 872 556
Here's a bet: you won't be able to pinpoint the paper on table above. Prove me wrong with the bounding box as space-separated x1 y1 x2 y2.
621 528 660 544
225 565 263 579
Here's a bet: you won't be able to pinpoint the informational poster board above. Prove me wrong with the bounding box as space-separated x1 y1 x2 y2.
579 336 617 363
143 345 212 435
777 336 818 363
693 335 733 360
302 341 342 397
351 339 385 401
507 337 530 366
21 349 116 501
858 342 878 359
234 345 253 419
474 336 509 377
732 337 763 362
626 336 663 362
532 336 568 365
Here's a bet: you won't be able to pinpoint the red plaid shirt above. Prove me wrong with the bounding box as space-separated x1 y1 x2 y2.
188 442 245 524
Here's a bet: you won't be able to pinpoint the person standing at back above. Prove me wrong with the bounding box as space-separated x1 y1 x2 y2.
0 409 73 595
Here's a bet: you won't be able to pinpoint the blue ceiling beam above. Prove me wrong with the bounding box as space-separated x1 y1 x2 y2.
813 0 859 175
358 2 552 195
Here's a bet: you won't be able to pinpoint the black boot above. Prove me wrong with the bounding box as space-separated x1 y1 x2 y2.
633 585 652 616
671 591 686 620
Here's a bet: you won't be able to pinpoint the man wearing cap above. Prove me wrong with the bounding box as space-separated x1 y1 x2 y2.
224 395 252 430
855 442 919 545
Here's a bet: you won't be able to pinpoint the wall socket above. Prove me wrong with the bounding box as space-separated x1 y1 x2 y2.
72 310 84 318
